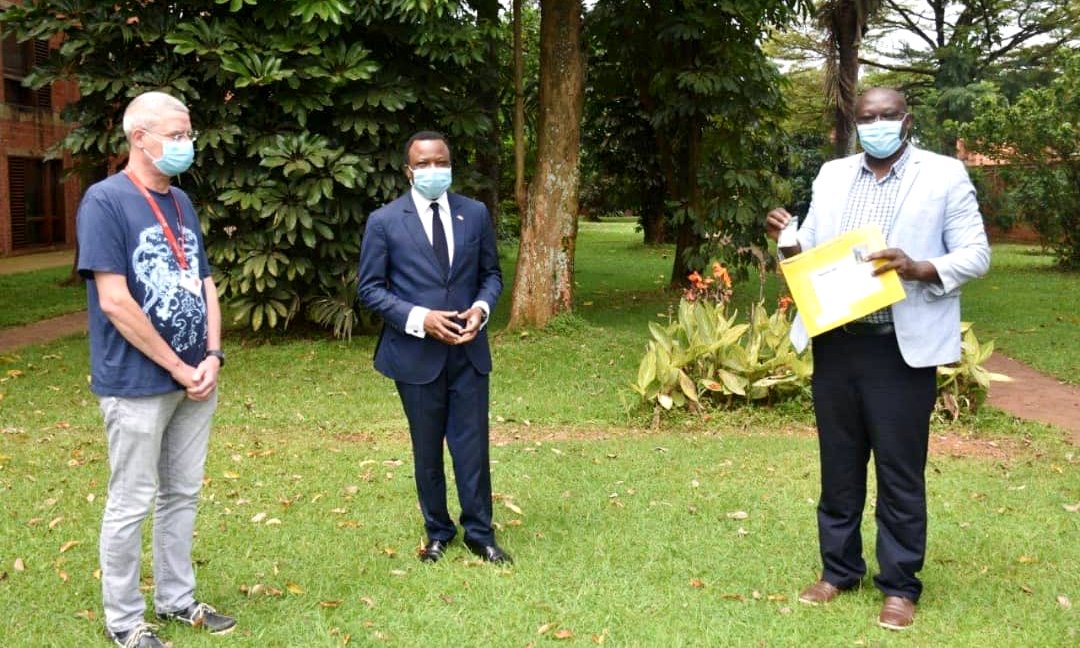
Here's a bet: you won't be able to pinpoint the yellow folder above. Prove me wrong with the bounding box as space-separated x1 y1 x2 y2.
780 224 906 337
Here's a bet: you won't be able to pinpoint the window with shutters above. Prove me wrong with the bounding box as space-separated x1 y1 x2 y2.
8 157 66 249
2 35 51 111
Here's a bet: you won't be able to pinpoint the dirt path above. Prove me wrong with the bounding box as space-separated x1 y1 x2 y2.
0 311 87 354
983 353 1080 444
0 312 1076 445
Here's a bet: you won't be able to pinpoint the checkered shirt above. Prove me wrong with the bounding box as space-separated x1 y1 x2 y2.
839 145 912 323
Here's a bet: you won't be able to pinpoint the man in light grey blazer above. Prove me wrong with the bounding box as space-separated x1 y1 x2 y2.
765 88 990 631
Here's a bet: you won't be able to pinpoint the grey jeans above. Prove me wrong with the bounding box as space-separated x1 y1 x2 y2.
98 390 217 632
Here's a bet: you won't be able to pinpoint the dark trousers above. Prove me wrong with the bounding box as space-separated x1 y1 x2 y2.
811 329 937 601
396 345 494 545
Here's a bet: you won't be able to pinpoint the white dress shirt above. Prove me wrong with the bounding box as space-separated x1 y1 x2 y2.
403 187 490 338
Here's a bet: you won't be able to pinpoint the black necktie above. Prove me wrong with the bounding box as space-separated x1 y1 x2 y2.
430 202 450 274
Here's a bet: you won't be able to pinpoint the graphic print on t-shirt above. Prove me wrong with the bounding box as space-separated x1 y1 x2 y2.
132 224 206 353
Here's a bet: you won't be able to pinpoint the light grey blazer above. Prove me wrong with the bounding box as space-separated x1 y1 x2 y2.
790 146 991 368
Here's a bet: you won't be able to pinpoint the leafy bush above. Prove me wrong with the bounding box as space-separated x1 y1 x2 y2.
2 0 499 336
934 322 1011 422
630 264 811 414
633 270 1005 424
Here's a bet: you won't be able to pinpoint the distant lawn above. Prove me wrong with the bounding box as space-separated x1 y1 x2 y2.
0 266 86 329
961 244 1078 384
0 220 1077 646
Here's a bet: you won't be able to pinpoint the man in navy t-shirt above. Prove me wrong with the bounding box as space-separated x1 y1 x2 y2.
77 91 235 648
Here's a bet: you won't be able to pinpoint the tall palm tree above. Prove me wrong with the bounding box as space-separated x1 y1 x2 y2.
816 0 883 158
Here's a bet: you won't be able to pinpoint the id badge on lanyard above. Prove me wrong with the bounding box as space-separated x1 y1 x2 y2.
179 270 202 296
125 171 199 294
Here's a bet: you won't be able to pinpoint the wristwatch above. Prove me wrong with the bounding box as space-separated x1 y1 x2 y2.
205 349 225 368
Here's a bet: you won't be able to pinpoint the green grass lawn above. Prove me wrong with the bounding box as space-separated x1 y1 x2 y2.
0 220 1077 646
0 266 86 329
961 244 1079 384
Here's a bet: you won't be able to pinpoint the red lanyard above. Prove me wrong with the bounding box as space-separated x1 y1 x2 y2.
124 170 189 270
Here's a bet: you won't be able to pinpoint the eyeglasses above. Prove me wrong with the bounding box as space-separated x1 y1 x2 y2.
143 129 199 143
855 112 907 126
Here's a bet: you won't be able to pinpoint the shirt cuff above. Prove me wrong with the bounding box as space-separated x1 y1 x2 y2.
473 301 490 329
405 306 429 338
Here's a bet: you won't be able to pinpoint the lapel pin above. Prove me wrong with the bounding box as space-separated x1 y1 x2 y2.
456 214 464 221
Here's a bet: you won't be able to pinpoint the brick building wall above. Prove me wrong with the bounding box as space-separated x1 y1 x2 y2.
0 3 80 257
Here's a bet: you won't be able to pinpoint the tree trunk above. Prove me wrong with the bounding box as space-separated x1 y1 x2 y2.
512 0 527 220
508 0 584 329
832 9 859 158
670 118 704 288
640 193 667 244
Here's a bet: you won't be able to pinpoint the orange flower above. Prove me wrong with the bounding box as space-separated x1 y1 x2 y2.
712 263 732 289
778 295 794 314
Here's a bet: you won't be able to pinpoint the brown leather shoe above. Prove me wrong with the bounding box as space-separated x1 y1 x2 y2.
878 596 916 630
798 579 843 605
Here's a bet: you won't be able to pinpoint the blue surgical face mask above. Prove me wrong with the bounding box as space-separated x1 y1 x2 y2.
146 137 195 176
856 119 906 159
411 166 452 200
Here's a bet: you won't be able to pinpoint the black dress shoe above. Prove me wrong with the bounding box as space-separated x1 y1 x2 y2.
464 537 513 564
420 538 451 563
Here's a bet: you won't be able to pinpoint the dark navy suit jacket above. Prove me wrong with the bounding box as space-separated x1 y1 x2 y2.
357 191 502 385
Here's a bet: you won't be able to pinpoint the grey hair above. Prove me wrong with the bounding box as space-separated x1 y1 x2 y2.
122 91 189 138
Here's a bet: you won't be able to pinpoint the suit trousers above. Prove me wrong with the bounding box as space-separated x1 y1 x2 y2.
396 345 494 544
98 391 216 632
811 329 937 601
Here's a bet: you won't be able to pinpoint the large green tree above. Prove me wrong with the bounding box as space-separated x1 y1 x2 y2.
585 0 809 285
1 0 495 336
962 51 1080 269
861 0 1079 153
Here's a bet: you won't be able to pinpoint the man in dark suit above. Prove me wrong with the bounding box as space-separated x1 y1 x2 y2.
357 130 510 564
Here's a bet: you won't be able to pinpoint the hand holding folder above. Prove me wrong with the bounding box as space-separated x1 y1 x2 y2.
780 224 906 337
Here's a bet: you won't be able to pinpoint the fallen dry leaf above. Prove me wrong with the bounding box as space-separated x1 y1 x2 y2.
86 493 95 503
1063 502 1080 513
58 570 69 582
1020 584 1034 594
554 629 574 640
1018 555 1037 564
537 623 556 635
223 471 240 479
14 558 26 572
689 578 705 589
250 512 267 524
265 518 282 526
285 581 305 595
1057 595 1071 609
59 540 80 553
767 594 788 602
720 593 745 601
319 600 342 608
726 511 749 520
360 596 375 608
74 609 96 621
49 516 64 530
504 501 523 515
389 569 407 577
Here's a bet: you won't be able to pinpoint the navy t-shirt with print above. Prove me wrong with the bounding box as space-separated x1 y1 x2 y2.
77 172 211 397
